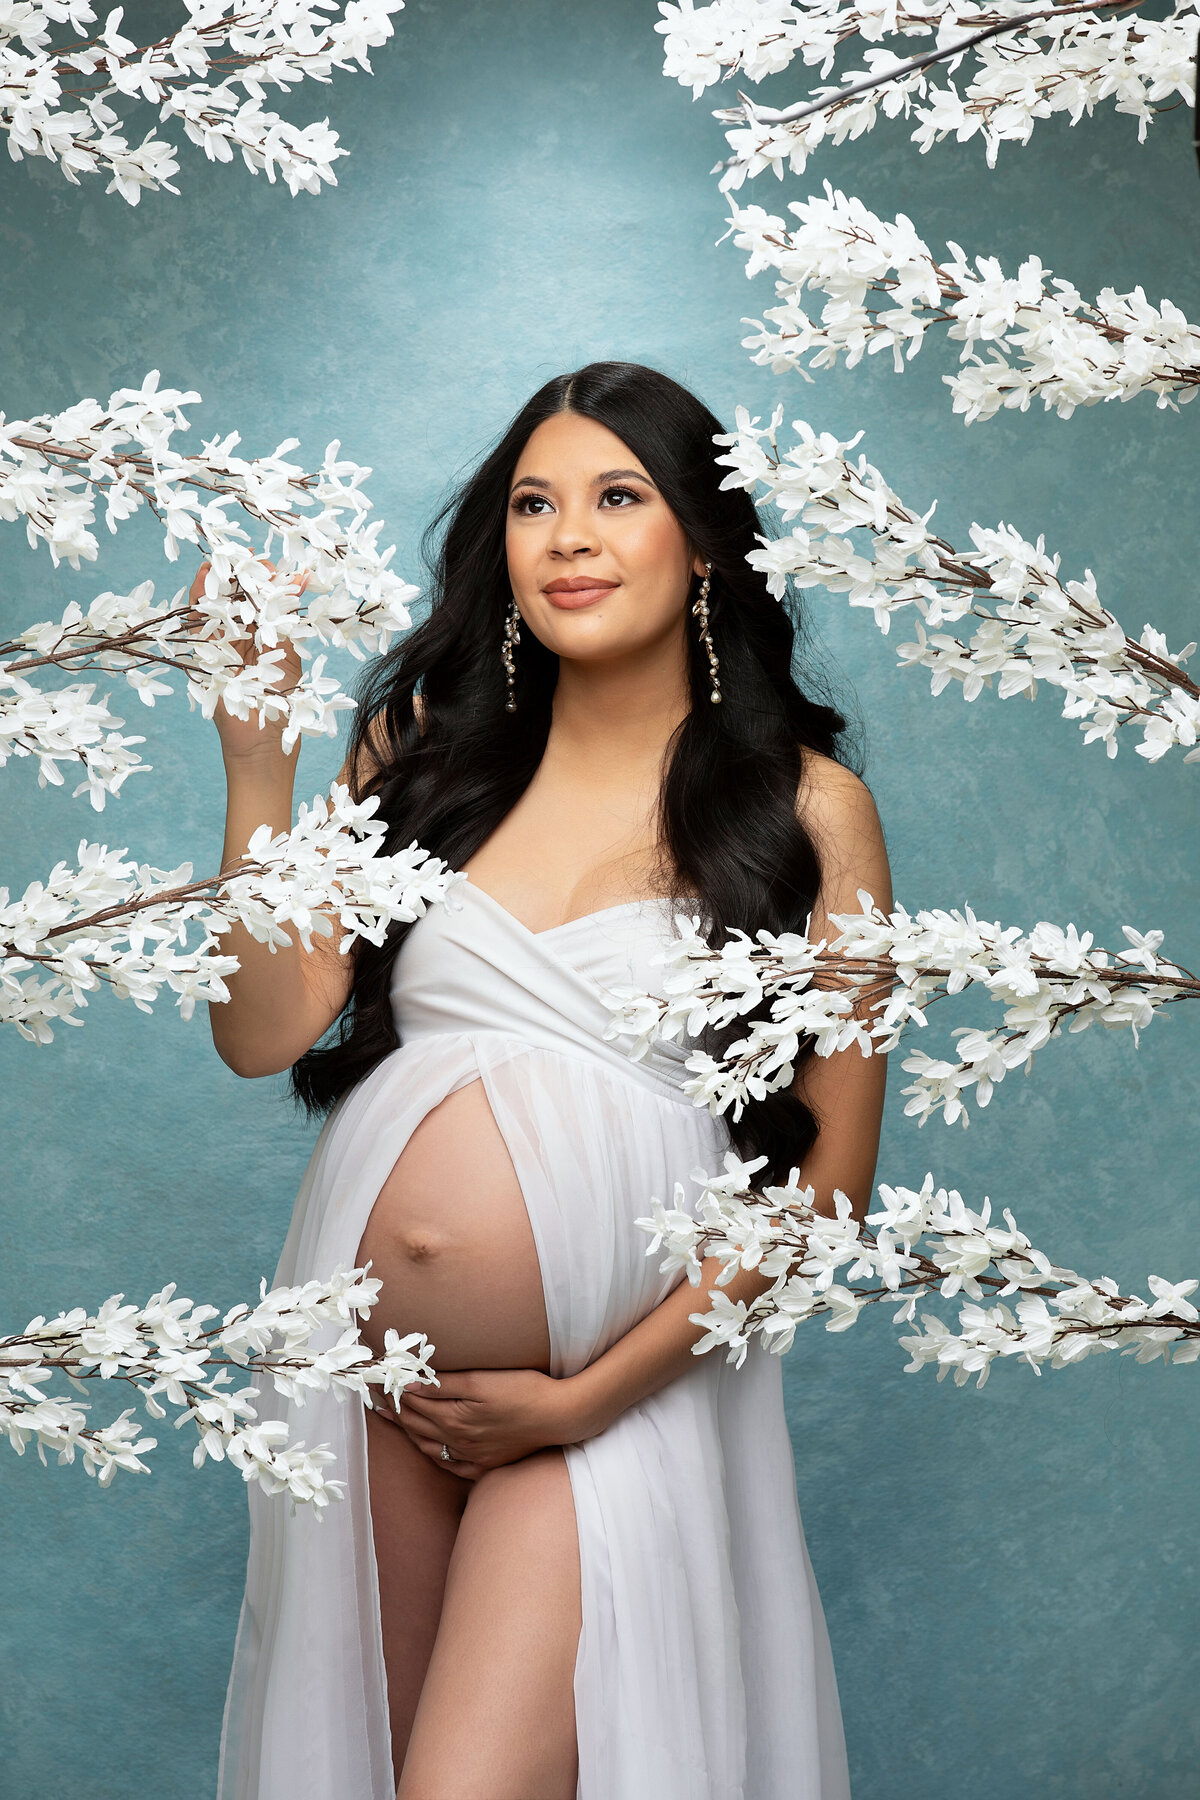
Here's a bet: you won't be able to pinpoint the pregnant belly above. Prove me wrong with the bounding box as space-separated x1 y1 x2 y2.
355 1077 552 1373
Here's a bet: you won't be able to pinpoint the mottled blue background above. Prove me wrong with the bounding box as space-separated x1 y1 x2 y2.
2 2 1197 1794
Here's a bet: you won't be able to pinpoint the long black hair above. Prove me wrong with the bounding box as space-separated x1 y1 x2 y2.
293 361 855 1181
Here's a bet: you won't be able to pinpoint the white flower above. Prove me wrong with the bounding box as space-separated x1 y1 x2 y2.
651 1163 1200 1383
0 1266 436 1500
0 788 464 1042
727 184 1200 420
603 889 1191 1128
714 410 1200 766
2 0 408 201
1 376 421 803
659 0 1197 189
1146 1276 1199 1323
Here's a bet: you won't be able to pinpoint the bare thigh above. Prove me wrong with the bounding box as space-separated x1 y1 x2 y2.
365 1407 470 1787
397 1448 582 1800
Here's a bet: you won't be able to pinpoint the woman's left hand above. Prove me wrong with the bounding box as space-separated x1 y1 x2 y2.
385 1367 586 1481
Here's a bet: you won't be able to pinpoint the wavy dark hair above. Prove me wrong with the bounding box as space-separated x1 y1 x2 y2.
293 361 856 1181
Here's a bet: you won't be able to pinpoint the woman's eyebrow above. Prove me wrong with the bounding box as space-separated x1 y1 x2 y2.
509 468 656 494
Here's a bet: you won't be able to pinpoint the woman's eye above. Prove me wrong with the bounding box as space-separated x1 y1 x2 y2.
511 486 642 515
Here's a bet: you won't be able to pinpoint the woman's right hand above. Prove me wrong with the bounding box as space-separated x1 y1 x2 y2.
201 554 356 1075
191 558 306 767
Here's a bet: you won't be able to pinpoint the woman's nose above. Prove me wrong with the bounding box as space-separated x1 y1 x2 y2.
547 503 600 557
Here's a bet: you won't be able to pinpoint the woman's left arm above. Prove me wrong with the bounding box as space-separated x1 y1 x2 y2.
396 762 893 1476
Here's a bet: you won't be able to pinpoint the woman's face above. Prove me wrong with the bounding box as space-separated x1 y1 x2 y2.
505 411 705 668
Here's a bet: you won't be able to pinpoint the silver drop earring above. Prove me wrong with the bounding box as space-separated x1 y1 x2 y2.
501 594 521 712
692 561 721 704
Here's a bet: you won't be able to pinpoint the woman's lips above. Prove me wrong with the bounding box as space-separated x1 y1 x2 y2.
543 581 619 610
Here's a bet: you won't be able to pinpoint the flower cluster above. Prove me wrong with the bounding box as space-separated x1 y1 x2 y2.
0 372 419 804
715 405 1200 763
0 1264 436 1500
0 782 463 1042
638 1152 1200 1382
603 891 1196 1126
0 670 149 811
2 0 406 202
729 184 1200 421
657 0 1197 188
658 0 817 93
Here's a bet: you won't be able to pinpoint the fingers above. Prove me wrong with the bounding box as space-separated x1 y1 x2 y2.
188 555 310 617
400 1417 448 1457
403 1410 479 1462
398 1415 479 1481
399 1391 473 1428
416 1370 479 1401
398 1408 462 1458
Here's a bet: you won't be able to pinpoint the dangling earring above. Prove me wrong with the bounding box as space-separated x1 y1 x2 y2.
501 595 521 713
692 561 721 705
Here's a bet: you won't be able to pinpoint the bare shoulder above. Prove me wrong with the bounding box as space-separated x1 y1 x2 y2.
796 751 892 917
796 750 881 843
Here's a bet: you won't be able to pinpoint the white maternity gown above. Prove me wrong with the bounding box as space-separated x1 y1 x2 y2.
218 878 851 1800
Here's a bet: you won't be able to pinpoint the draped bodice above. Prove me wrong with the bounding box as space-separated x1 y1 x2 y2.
388 877 696 1100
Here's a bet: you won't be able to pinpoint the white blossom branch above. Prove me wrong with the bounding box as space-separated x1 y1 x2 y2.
0 670 150 808
715 405 1200 763
658 0 1137 94
729 184 1200 421
1 0 406 203
0 1264 436 1500
656 0 1197 187
638 1152 1200 1381
0 371 419 801
602 892 1197 1127
0 782 464 1042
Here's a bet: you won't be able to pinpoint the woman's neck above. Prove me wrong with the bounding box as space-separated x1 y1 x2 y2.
546 644 691 778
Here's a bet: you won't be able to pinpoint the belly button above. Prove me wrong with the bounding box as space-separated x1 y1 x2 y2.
401 1231 445 1264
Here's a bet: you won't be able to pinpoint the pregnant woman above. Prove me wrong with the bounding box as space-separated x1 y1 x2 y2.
211 361 892 1800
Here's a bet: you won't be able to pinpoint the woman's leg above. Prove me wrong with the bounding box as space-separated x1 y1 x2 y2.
358 1074 556 1783
366 1408 471 1787
397 1447 582 1800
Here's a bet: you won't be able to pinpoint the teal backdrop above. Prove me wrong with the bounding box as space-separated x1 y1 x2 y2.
2 2 1197 1794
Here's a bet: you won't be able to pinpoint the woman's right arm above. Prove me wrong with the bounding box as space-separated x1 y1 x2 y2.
202 561 367 1078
